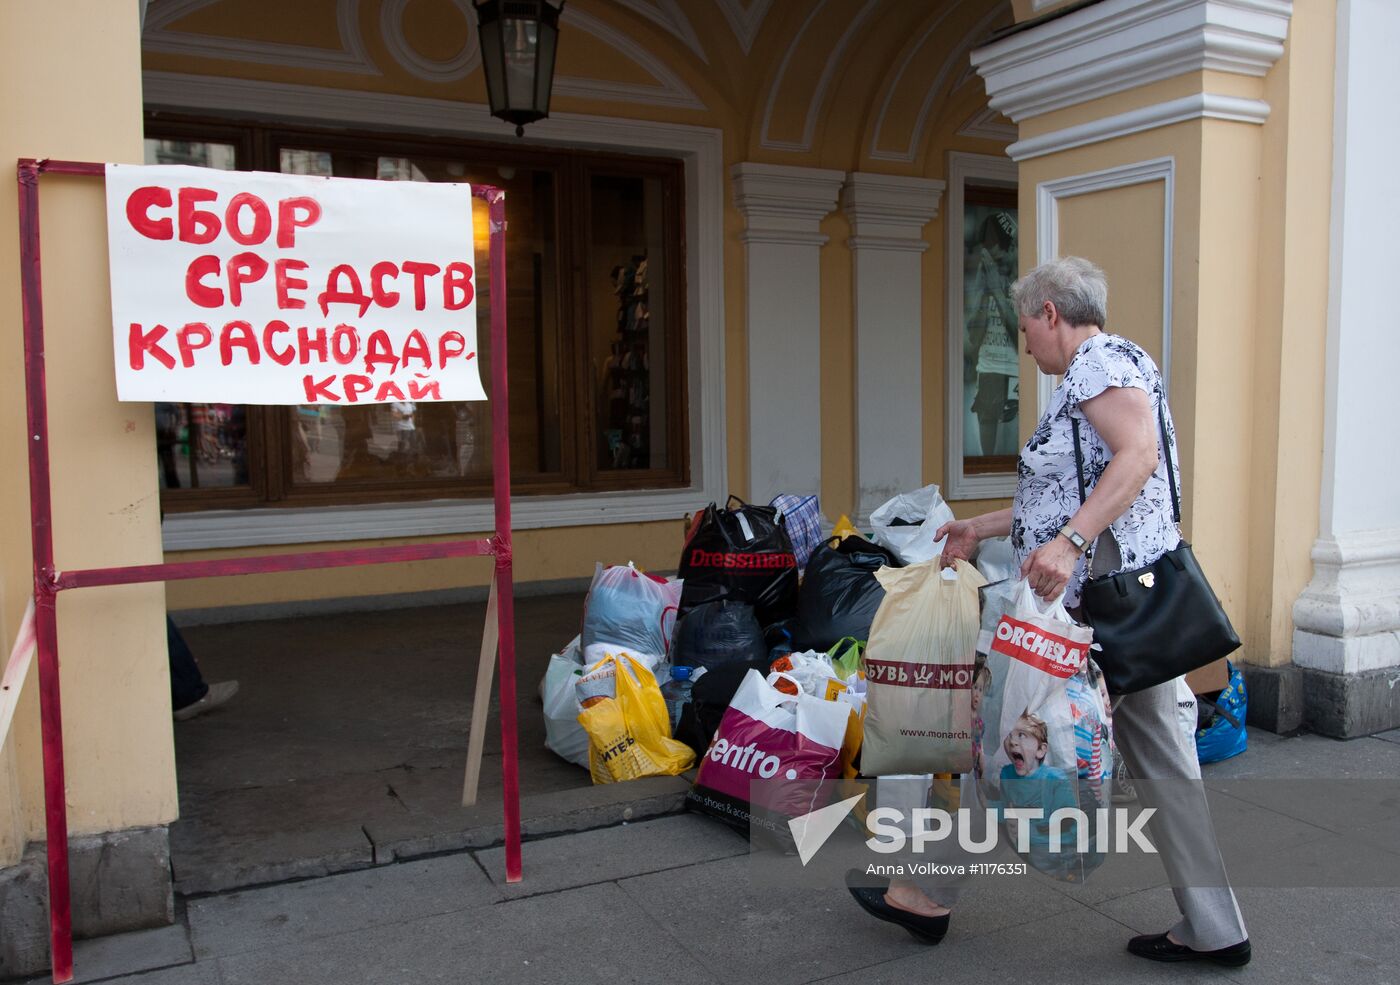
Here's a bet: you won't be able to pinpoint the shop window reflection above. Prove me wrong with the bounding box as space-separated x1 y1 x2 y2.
155 403 249 489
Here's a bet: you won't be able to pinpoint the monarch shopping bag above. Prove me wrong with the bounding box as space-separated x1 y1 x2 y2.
860 557 986 776
687 669 850 838
975 579 1104 881
577 653 695 784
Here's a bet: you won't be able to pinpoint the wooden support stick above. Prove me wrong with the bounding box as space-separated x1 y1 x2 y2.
0 597 37 753
462 573 500 807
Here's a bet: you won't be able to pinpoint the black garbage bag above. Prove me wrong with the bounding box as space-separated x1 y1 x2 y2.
678 496 798 625
791 536 902 652
672 600 769 671
673 655 772 756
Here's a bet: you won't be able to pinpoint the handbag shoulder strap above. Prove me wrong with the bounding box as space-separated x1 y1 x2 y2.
1069 392 1180 524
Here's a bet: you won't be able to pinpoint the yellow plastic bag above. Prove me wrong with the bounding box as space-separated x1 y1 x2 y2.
831 514 861 542
577 653 696 784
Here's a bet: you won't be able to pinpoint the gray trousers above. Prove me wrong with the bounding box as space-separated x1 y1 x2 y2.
1109 679 1248 950
911 679 1247 950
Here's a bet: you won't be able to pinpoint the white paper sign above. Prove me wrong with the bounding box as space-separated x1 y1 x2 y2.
104 164 486 405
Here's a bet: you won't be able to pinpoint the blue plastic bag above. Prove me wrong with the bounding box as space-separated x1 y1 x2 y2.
1195 662 1248 764
581 562 681 665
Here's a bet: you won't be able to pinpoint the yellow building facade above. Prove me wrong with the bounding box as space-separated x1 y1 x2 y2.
2 0 1397 967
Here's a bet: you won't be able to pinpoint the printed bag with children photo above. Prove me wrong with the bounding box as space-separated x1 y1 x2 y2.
971 579 1109 882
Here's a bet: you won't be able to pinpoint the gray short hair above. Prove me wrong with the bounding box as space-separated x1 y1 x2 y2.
1010 256 1108 328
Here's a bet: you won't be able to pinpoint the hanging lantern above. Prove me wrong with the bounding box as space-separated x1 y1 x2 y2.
474 0 565 137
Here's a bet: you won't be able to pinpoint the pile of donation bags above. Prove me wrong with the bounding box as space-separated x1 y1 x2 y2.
537 487 1235 868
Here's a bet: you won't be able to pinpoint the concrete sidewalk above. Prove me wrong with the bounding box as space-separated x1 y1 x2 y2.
19 727 1400 985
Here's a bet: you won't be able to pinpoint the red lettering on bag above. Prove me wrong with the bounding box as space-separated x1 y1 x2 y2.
685 549 797 572
865 660 974 689
990 615 1083 678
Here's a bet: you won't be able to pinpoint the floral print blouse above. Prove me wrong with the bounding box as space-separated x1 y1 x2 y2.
1010 334 1182 607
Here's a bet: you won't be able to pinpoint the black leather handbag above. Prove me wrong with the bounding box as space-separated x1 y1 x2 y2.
1071 400 1240 695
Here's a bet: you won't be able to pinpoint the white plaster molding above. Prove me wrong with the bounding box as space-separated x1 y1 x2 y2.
1292 0 1400 677
1034 157 1175 415
844 173 943 515
760 0 880 154
868 0 967 163
1007 92 1270 161
841 172 945 239
732 162 844 504
871 4 1008 163
558 7 705 110
143 72 727 549
957 106 1019 143
143 0 380 76
1294 530 1400 639
944 151 1019 501
615 0 707 63
1293 530 1400 674
971 0 1292 122
715 0 773 55
380 0 479 82
144 0 219 32
731 162 845 245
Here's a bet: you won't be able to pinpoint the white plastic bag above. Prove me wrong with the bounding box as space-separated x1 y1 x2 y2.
1174 676 1198 748
541 636 590 768
768 650 844 700
974 536 1016 584
868 484 957 565
580 562 681 667
861 558 987 776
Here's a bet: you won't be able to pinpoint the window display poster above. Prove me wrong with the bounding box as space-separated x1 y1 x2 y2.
962 197 1020 460
105 164 486 405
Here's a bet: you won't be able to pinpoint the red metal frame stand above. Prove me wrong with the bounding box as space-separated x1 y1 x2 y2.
14 158 523 983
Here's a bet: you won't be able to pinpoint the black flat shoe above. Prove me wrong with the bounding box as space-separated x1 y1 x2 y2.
1127 933 1251 966
844 869 949 944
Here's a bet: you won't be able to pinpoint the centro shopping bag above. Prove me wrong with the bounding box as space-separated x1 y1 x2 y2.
678 497 799 626
687 669 849 840
580 562 681 666
577 653 695 784
860 558 986 776
976 580 1103 882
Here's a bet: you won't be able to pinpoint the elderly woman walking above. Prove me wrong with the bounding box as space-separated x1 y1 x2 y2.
845 256 1250 966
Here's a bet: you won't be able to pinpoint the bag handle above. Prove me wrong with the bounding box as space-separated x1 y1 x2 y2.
659 605 678 654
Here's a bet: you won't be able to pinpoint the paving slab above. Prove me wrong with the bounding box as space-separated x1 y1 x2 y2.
170 773 384 895
210 882 717 985
616 850 1081 985
187 853 500 960
1093 885 1400 984
364 773 691 862
169 594 604 894
476 814 747 897
98 964 222 985
1376 728 1400 746
814 904 1236 985
1201 732 1400 780
19 923 194 985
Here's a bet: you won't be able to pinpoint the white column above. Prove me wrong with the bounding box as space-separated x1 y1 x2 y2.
1293 0 1400 677
732 162 845 504
841 173 945 520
